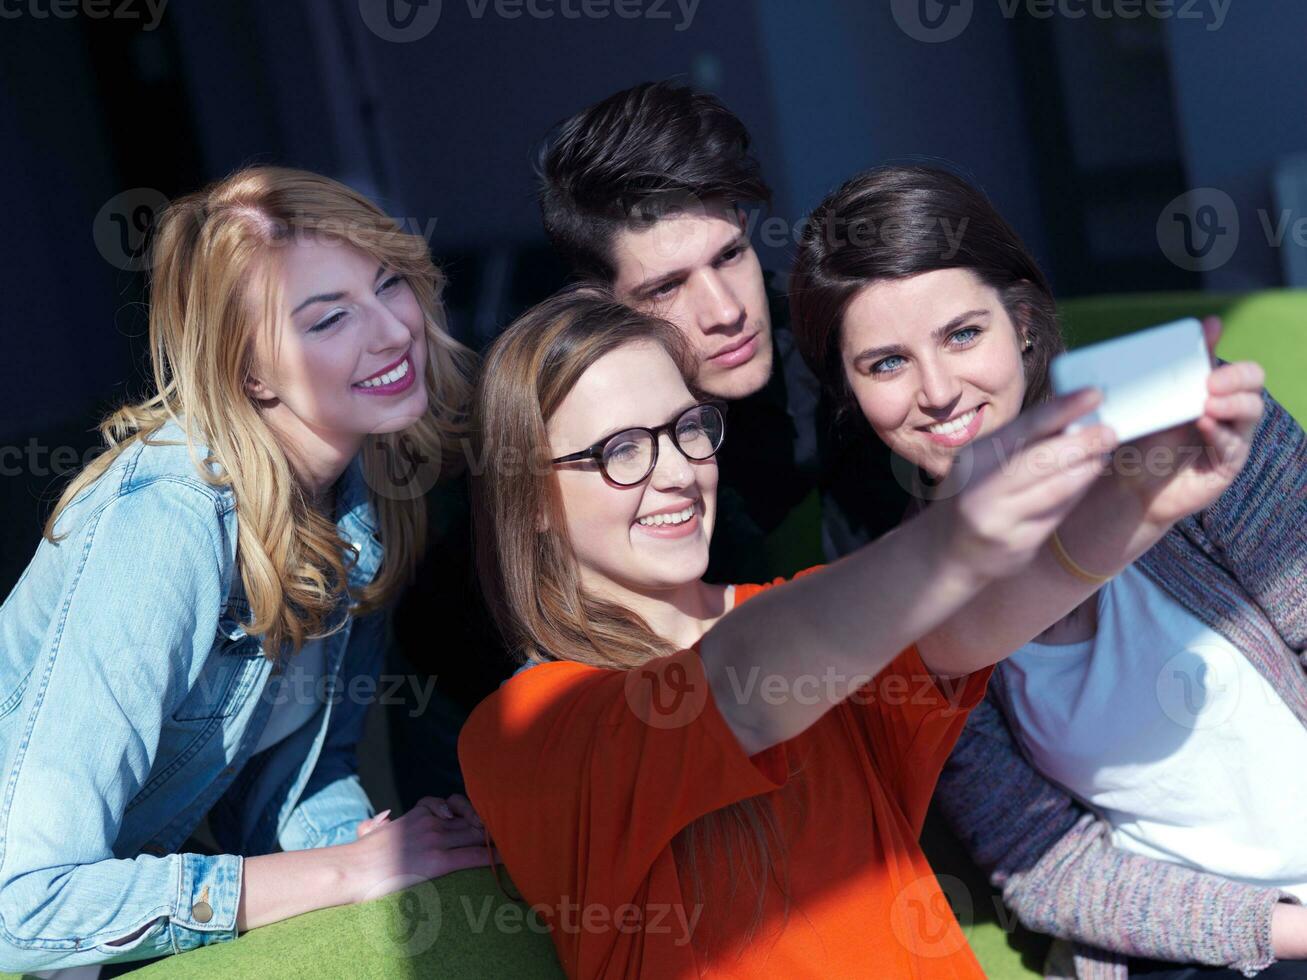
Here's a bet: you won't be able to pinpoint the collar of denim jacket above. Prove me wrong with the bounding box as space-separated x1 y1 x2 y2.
336 454 381 590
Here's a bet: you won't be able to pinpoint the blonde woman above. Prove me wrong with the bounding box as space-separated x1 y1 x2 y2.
0 167 492 975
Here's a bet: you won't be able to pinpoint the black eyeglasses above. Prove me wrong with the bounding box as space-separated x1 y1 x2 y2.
549 402 727 487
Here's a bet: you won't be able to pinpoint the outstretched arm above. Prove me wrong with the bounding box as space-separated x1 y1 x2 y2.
702 391 1115 756
919 321 1266 675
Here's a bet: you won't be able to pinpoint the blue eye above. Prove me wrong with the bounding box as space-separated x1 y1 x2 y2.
949 327 982 346
870 354 906 376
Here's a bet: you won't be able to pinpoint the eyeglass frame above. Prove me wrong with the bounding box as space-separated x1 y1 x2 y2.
548 400 728 487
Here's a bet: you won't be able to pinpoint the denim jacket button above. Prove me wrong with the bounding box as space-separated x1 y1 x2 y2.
192 901 214 923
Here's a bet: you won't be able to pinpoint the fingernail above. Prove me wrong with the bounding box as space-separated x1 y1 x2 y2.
374 809 392 822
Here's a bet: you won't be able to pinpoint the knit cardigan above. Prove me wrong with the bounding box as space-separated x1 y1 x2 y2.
936 393 1307 979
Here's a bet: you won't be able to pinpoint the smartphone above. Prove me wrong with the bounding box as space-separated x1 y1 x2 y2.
1050 318 1211 442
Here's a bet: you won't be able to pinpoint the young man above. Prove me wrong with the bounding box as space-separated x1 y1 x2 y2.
536 80 825 582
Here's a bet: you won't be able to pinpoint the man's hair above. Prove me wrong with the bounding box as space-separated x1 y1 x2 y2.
537 80 772 282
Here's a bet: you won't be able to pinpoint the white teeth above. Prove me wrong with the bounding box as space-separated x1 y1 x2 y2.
927 408 978 436
357 358 410 388
637 505 696 528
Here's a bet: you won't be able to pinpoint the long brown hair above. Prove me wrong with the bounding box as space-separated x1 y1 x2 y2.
472 285 789 954
46 166 475 657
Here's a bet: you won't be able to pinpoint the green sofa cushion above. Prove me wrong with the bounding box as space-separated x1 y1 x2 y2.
1059 290 1307 425
126 868 563 979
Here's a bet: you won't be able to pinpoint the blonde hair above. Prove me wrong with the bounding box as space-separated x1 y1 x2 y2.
45 166 474 658
472 285 789 957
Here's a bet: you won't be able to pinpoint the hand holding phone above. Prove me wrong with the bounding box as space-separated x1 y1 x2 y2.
1051 318 1211 442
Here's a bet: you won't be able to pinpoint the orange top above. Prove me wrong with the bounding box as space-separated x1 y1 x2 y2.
459 569 992 979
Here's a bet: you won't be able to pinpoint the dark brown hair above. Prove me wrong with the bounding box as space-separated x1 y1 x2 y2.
790 165 1063 416
537 80 772 282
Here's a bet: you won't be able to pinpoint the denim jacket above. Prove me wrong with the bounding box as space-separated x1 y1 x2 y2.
0 420 387 972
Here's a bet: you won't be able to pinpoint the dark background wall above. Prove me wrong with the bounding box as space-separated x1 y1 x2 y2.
1 0 1302 595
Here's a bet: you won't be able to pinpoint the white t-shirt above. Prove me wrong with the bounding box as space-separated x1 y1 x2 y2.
254 637 328 754
1003 562 1307 899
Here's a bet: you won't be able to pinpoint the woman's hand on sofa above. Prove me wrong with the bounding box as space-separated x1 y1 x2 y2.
237 795 495 933
341 794 496 905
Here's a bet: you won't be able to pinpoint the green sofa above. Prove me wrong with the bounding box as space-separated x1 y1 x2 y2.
11 291 1302 980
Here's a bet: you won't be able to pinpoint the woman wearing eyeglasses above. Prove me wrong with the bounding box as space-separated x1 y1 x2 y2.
453 285 1251 978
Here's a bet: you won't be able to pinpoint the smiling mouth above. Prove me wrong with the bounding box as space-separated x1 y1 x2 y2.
922 406 981 436
354 349 411 388
635 504 697 528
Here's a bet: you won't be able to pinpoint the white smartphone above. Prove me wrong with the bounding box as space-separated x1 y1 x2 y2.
1050 318 1211 442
